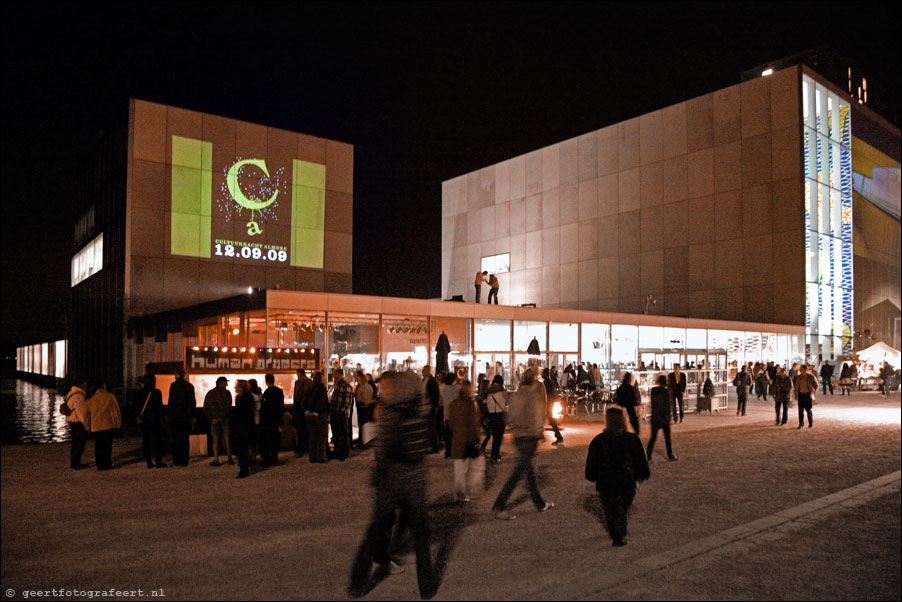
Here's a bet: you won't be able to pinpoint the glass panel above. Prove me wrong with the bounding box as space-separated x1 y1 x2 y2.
707 329 728 352
475 319 512 352
687 328 706 349
663 327 685 350
382 315 429 373
328 312 380 375
430 316 471 377
638 326 663 350
549 322 578 351
475 353 511 388
268 310 326 350
611 324 638 371
514 320 546 353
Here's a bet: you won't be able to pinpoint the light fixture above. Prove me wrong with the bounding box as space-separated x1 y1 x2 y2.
213 347 219 352
247 287 253 294
232 328 240 335
761 68 773 77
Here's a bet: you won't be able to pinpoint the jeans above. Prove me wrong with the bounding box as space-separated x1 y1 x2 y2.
736 388 748 415
798 393 813 427
646 422 673 458
493 437 546 511
453 456 485 500
141 421 164 467
486 412 506 460
69 422 88 469
331 412 350 460
475 284 482 303
349 466 435 597
671 392 684 421
822 377 834 395
94 429 115 470
169 419 192 466
487 287 498 304
599 488 636 540
775 399 788 424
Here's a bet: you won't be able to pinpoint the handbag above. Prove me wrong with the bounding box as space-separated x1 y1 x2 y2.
59 391 76 417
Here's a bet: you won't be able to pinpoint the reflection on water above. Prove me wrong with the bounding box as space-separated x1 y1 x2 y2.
1 379 71 444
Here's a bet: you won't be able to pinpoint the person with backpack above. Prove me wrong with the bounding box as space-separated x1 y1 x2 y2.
61 375 89 470
348 371 437 599
585 405 650 547
733 365 751 416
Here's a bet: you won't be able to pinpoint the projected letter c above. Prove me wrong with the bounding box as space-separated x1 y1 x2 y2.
226 159 279 210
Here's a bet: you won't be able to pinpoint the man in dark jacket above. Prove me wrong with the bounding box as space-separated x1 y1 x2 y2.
666 365 687 423
771 366 793 426
646 375 678 461
167 365 196 466
819 362 835 395
138 373 166 468
292 369 313 456
734 366 751 416
260 373 285 466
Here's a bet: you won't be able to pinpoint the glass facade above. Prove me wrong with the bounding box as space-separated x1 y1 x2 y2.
802 74 853 360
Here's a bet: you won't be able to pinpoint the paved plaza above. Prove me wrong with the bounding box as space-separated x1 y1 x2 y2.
2 391 900 600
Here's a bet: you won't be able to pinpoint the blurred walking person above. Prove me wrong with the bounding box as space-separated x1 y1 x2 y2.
491 368 554 520
645 375 677 462
771 365 793 426
585 405 650 546
794 364 818 429
448 380 484 503
615 373 641 435
348 371 437 600
543 368 564 445
84 377 122 471
483 375 508 462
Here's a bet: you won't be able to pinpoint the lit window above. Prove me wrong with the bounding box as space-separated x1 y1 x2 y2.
481 252 510 275
71 233 103 286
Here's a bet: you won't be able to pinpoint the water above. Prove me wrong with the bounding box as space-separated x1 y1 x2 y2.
1 379 71 444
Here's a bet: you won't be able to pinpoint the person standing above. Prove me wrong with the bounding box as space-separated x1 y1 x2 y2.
348 372 437 599
137 373 166 468
292 369 313 456
330 369 355 460
484 375 508 462
615 373 641 435
646 375 678 462
231 380 256 478
487 273 500 305
666 364 686 424
771 366 793 426
167 365 196 467
260 373 285 466
879 361 893 397
439 372 459 459
305 371 330 463
63 376 89 470
84 377 122 471
819 361 834 396
756 368 771 400
542 368 564 445
491 368 554 520
585 405 651 547
794 364 818 429
449 380 484 503
474 270 487 303
422 366 442 453
204 376 234 466
355 370 375 447
733 365 751 416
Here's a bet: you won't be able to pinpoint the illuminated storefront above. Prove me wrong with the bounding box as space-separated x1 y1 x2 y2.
127 289 804 405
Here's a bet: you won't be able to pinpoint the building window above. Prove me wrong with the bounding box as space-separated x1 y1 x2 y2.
71 232 103 286
481 253 510 275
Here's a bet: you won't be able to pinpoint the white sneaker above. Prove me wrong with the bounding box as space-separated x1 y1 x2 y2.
377 561 405 575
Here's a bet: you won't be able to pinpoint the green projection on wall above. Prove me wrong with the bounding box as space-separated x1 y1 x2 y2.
169 135 325 269
291 160 326 268
171 136 212 258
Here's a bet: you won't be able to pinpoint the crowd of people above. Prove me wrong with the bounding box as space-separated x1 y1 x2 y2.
58 354 897 598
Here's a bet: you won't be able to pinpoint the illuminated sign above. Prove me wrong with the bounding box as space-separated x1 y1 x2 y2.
170 136 326 268
185 347 321 373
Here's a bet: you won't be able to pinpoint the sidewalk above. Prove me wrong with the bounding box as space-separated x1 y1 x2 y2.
2 391 899 600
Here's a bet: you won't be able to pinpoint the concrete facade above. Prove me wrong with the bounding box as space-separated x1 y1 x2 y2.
442 66 804 325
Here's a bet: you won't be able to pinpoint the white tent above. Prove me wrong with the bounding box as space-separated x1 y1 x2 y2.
857 342 901 376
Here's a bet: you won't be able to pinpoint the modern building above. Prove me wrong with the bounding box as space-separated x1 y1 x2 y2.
64 99 354 392
441 64 901 360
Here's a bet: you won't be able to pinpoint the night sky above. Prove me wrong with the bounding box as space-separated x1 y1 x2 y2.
2 2 900 350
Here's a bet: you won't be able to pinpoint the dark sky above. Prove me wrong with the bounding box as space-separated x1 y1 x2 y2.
2 2 900 349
